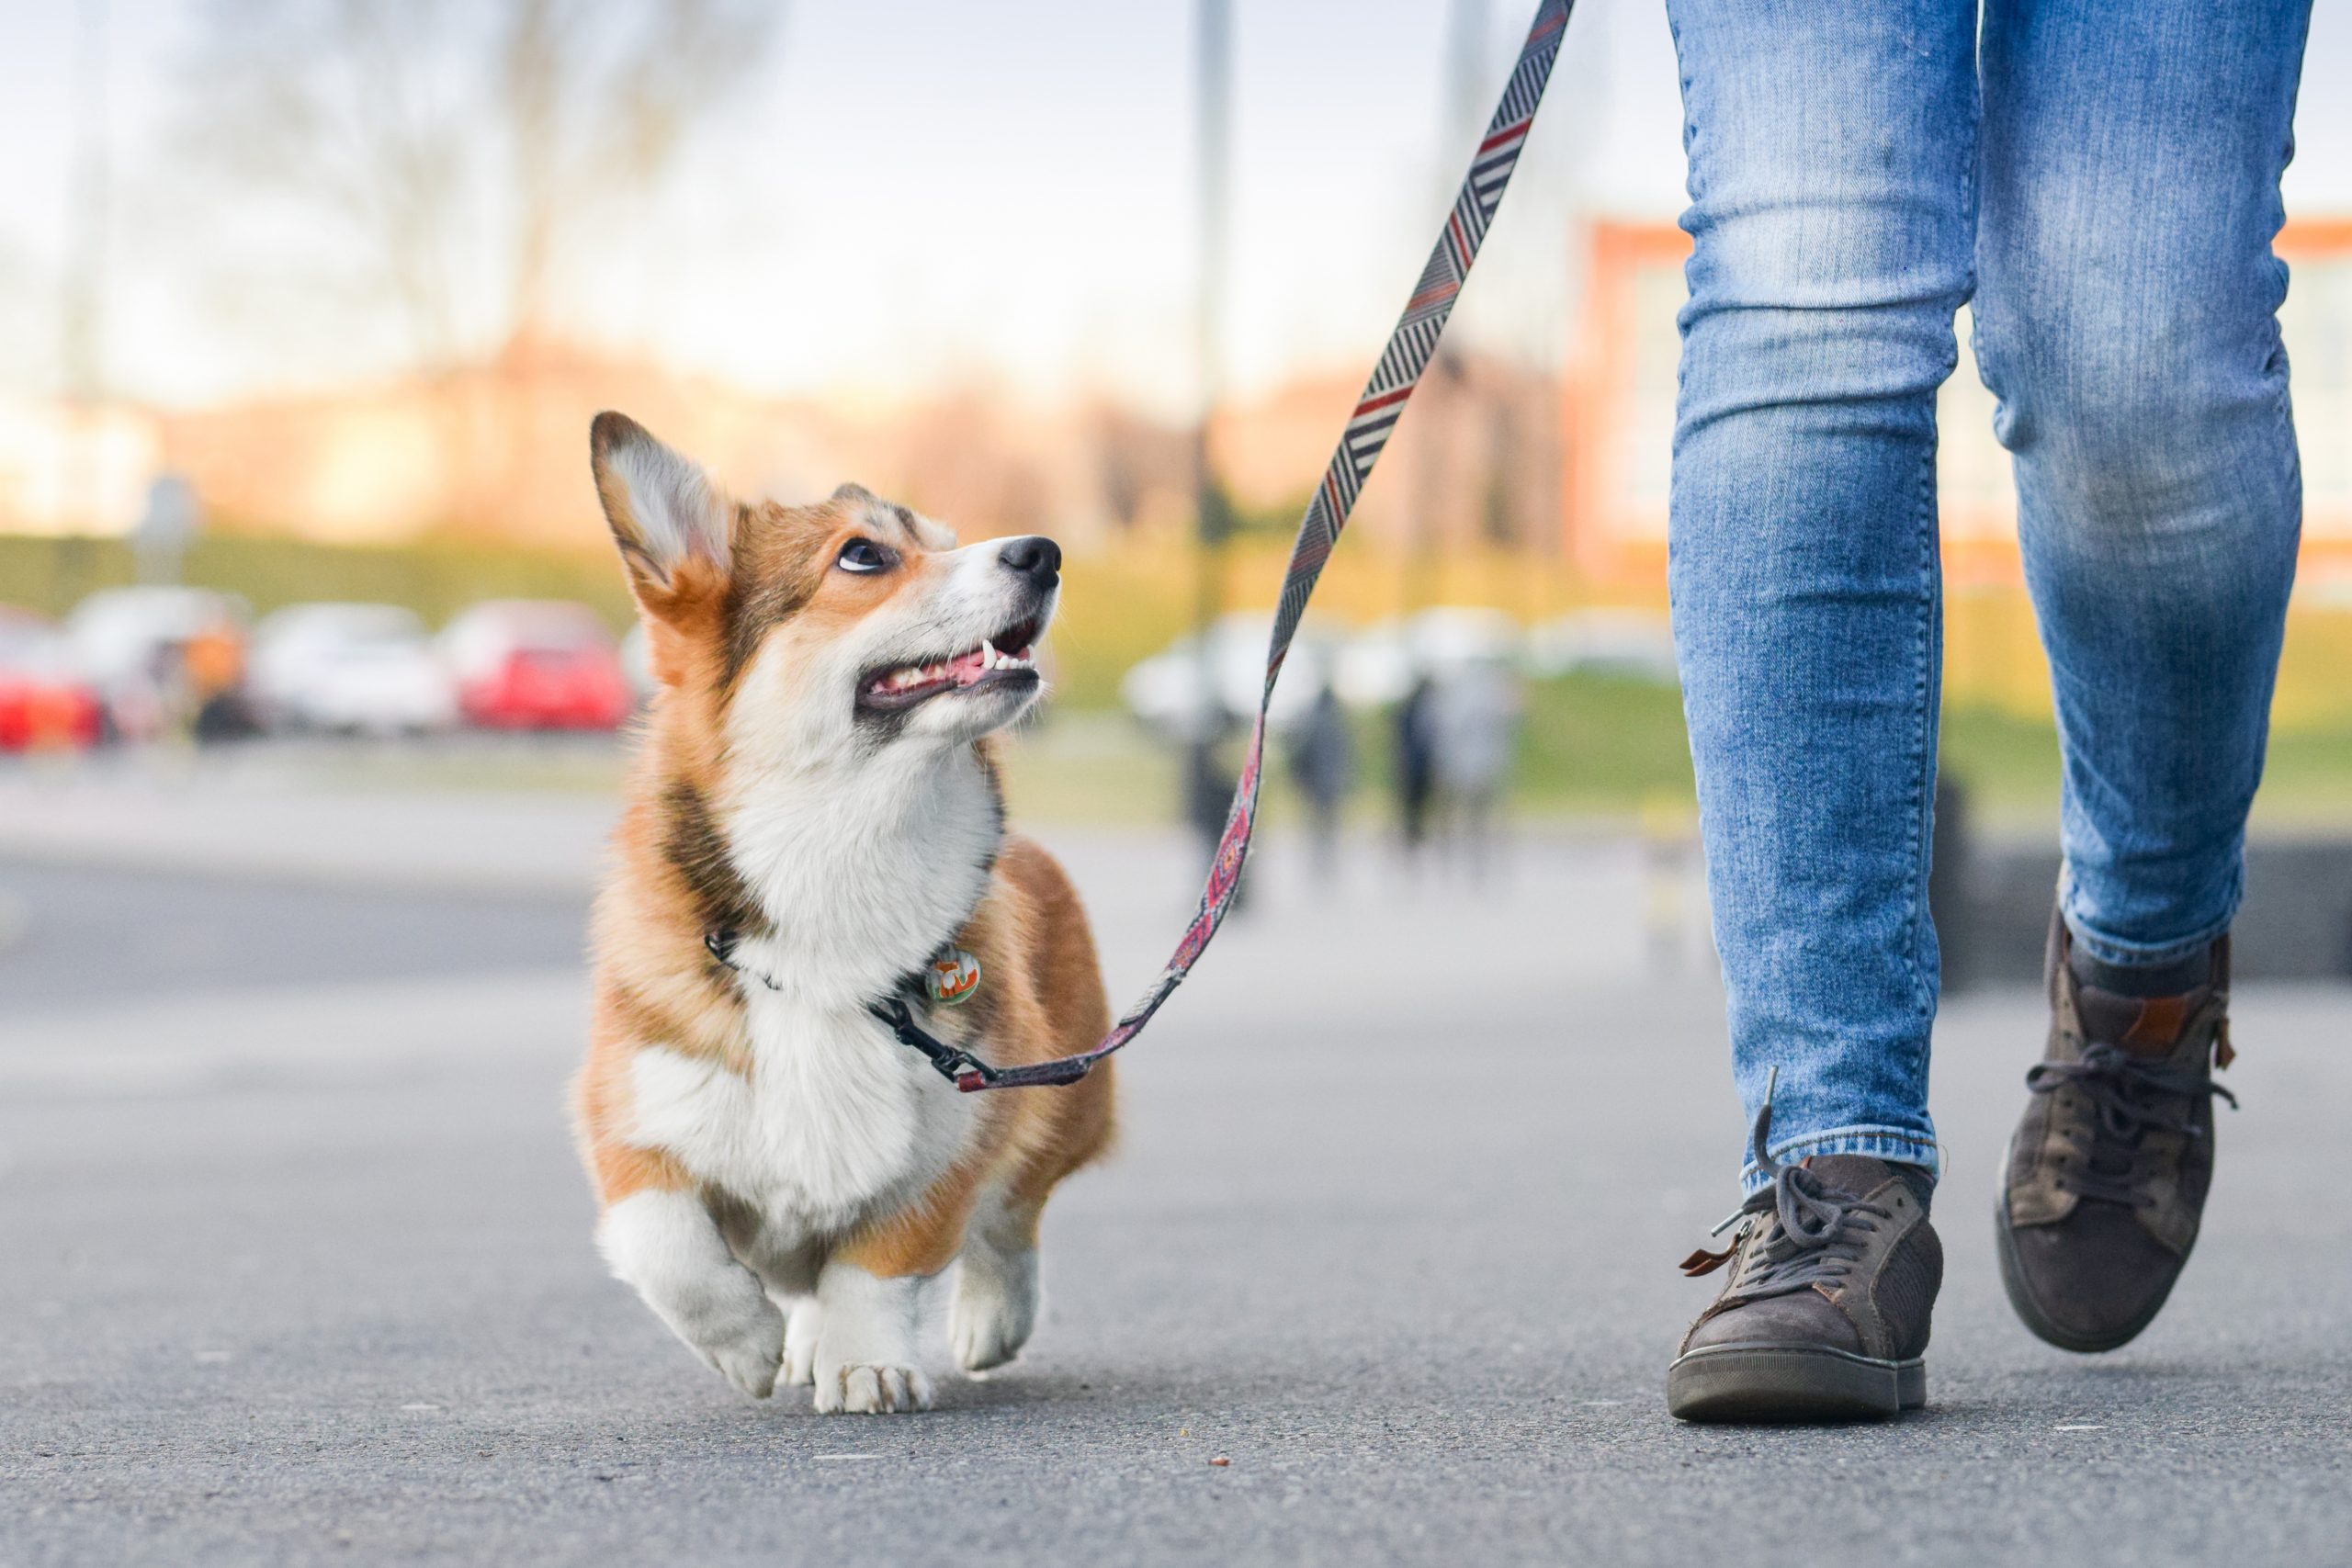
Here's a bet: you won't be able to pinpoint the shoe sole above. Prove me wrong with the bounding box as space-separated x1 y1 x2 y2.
1993 1196 2179 1355
1666 1343 1924 1423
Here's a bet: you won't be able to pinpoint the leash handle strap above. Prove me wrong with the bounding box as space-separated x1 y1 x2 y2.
963 0 1575 1093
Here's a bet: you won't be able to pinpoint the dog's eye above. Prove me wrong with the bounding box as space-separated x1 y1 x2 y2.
836 538 892 575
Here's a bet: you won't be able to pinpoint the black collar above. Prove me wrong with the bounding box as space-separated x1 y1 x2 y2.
700 927 1003 1090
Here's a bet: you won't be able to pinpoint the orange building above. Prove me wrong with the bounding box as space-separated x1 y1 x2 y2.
1565 220 2352 592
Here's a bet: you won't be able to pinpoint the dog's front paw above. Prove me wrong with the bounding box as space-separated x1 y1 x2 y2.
693 1303 787 1400
813 1363 933 1415
951 1243 1039 1375
599 1190 786 1401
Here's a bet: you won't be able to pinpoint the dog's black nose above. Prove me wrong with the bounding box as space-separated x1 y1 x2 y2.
999 535 1061 587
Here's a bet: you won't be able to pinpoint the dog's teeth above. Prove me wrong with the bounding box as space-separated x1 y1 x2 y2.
980 638 998 670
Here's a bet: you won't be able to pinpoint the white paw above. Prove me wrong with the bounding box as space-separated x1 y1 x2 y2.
695 1308 786 1400
781 1299 820 1388
813 1363 933 1415
951 1247 1038 1374
809 1262 930 1414
598 1190 785 1401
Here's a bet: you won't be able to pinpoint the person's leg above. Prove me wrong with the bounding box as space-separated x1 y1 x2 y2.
1662 0 1973 1421
1975 0 2311 1353
1668 0 1976 1189
1974 0 2310 971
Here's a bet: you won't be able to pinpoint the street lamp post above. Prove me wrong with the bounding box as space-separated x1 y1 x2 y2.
1186 0 1236 865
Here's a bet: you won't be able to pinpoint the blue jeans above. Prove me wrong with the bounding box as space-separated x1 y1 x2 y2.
1664 0 2312 1190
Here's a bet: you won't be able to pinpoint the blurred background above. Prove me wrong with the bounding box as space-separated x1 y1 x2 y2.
6 0 2352 984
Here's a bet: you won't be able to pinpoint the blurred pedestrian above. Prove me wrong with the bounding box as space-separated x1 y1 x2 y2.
1184 710 1247 913
1663 0 2309 1425
1393 672 1440 858
1286 681 1355 885
1430 659 1519 879
183 616 254 743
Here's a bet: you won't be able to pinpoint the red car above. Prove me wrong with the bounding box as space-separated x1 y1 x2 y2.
0 608 104 751
436 601 631 730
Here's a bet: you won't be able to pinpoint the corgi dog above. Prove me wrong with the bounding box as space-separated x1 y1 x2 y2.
573 412 1115 1414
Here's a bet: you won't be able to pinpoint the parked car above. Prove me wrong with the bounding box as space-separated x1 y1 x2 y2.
250 603 458 735
0 607 104 751
1119 611 1344 740
436 600 630 730
1333 607 1524 707
1524 608 1680 683
64 586 252 740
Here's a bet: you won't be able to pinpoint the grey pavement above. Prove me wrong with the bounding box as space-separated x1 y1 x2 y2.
3 785 2350 1567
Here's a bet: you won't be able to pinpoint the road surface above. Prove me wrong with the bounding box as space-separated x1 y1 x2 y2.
3 794 2348 1567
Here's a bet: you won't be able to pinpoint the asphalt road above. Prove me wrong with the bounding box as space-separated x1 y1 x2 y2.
0 863 587 1008
4 818 2350 1568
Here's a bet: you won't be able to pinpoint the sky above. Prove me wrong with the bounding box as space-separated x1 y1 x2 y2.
4 0 2350 417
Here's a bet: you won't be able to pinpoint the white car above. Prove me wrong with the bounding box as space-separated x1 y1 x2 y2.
1118 611 1344 740
250 603 456 735
67 586 245 687
65 586 250 737
1334 607 1525 707
1525 608 1680 683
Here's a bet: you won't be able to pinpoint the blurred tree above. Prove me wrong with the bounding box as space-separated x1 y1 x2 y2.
1084 400 1191 537
177 0 785 369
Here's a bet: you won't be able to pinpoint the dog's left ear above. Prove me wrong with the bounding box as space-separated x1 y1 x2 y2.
590 412 732 607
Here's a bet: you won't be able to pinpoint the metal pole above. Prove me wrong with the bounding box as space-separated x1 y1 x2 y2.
1185 0 1234 853
1403 0 1490 616
62 0 108 408
60 0 110 590
1192 0 1231 667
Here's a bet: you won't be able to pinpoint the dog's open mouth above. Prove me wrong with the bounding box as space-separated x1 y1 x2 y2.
858 617 1043 713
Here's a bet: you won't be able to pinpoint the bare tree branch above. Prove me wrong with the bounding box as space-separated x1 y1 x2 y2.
176 0 786 369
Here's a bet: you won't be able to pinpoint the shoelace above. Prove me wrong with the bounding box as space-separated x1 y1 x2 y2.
1681 1070 1889 1296
2025 1041 2237 1206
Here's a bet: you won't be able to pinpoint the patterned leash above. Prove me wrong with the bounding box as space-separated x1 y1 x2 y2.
952 0 1575 1092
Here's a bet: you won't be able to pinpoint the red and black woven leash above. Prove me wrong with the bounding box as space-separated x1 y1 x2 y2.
939 0 1574 1091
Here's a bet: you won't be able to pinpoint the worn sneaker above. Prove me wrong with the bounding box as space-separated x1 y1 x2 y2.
1996 914 2236 1353
1668 1078 1941 1422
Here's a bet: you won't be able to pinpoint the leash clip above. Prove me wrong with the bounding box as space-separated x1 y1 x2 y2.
869 997 1001 1090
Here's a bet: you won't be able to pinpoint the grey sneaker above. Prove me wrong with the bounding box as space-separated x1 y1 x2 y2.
1996 914 2236 1353
1668 1080 1941 1422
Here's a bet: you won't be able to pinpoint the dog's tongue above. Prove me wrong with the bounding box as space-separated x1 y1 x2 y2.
945 647 989 687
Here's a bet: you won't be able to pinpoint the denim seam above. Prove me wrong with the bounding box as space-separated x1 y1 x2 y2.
1749 1125 1943 1160
2062 903 2239 971
1903 457 1935 1123
1905 326 1946 1111
1738 1124 1944 1190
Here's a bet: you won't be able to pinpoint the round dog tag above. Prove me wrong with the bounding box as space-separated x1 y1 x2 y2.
924 946 982 1006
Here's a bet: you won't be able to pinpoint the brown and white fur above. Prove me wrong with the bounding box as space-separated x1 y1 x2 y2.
573 412 1114 1414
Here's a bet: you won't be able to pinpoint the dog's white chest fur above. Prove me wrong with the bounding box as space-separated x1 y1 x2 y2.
628 741 998 1244
628 999 972 1235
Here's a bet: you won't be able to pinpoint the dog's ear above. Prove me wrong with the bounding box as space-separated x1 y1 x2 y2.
590 412 732 607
